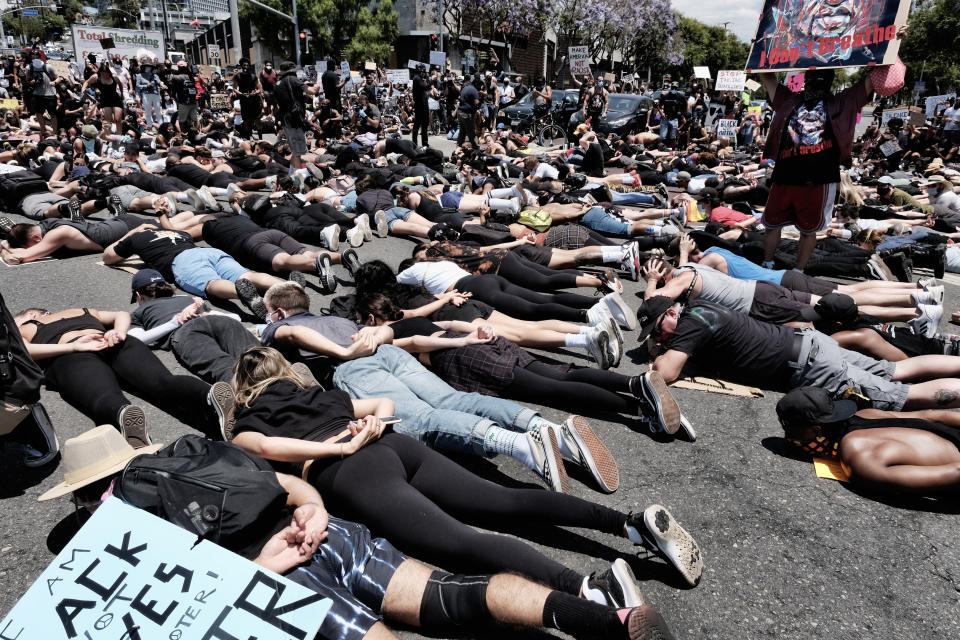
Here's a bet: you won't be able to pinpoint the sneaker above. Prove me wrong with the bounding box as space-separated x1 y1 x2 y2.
287 270 306 288
620 241 640 282
320 224 341 252
305 162 326 181
586 298 614 326
356 213 373 241
562 415 620 493
315 253 337 293
197 186 218 210
598 267 623 294
918 277 938 291
526 425 569 493
627 505 704 587
67 199 84 223
207 381 235 441
372 210 389 237
264 175 277 190
638 371 681 434
346 224 365 247
624 604 677 640
603 292 637 330
290 361 321 387
922 285 945 305
585 327 611 370
909 303 943 339
603 315 624 368
656 183 671 206
106 194 125 216
118 404 151 449
678 413 697 442
234 277 267 320
0 216 14 235
226 182 243 194
341 248 362 277
582 558 645 608
866 255 893 281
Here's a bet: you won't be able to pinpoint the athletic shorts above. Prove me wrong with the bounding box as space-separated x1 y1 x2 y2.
29 95 57 117
171 247 248 297
781 270 838 296
512 243 553 266
19 191 66 220
242 229 306 272
110 185 152 209
762 182 837 233
286 517 405 640
284 126 308 156
750 281 813 324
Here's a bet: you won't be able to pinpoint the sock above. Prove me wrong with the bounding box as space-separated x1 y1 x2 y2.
527 416 574 459
762 260 775 269
92 198 108 210
601 246 623 263
542 591 630 639
207 187 228 197
624 518 658 550
483 425 535 469
176 192 191 203
564 333 589 349
621 175 636 184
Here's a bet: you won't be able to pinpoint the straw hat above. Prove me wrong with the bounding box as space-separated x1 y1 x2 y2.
38 425 161 501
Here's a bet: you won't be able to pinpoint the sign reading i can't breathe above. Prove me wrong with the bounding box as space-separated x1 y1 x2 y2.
0 497 330 639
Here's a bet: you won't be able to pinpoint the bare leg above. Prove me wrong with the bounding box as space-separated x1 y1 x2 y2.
856 304 920 322
903 380 960 408
762 227 782 263
839 281 919 293
831 328 908 361
487 310 583 335
893 356 960 382
238 271 284 291
390 220 433 238
795 232 818 270
849 291 920 307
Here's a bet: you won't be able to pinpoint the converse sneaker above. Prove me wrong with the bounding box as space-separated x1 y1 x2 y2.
526 425 569 493
315 253 337 293
625 506 704 587
581 558 645 608
118 404 151 449
561 415 619 493
320 224 341 252
235 277 267 320
208 381 235 441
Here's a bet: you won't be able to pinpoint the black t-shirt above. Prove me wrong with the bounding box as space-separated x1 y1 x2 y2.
667 302 795 386
131 296 197 348
235 70 257 94
202 213 264 258
356 188 395 214
413 74 429 108
233 379 354 475
227 154 265 176
321 70 340 102
113 229 195 281
661 90 685 119
771 99 841 186
459 84 480 114
168 162 212 187
390 316 441 339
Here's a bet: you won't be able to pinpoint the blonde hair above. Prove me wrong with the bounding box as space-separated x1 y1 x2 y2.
838 171 864 207
263 281 309 313
231 346 313 408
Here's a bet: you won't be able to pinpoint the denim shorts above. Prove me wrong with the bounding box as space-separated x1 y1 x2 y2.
172 247 248 297
581 206 630 236
384 206 413 230
284 126 308 155
340 190 358 212
440 191 464 209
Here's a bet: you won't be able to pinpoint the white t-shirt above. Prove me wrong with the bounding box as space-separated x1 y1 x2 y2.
944 106 959 131
500 84 515 105
534 162 559 180
397 261 470 294
933 189 960 213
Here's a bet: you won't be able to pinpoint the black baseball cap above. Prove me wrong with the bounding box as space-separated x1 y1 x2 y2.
799 292 858 323
130 269 165 302
636 295 675 342
695 187 720 203
776 387 858 430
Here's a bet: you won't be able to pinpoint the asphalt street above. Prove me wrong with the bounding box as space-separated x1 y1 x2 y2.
1 130 959 639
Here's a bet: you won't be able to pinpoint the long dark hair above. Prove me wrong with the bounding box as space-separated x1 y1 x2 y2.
354 259 430 307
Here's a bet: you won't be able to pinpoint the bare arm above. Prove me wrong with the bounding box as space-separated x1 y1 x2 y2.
652 349 689 383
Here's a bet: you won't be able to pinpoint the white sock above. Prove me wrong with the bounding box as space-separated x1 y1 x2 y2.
601 246 623 263
762 260 775 269
176 192 191 203
622 175 636 184
207 187 228 197
483 425 535 468
564 333 589 349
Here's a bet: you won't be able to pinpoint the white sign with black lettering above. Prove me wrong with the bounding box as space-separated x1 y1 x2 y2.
714 70 746 92
881 107 909 126
716 118 738 140
569 46 590 75
925 93 956 118
429 51 446 68
207 44 220 60
387 68 411 85
0 498 331 639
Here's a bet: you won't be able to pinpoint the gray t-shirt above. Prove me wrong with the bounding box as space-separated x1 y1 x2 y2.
680 263 756 313
31 63 56 97
132 296 199 348
260 312 362 385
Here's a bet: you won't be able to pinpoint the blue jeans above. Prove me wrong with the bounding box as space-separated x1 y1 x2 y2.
659 118 678 141
609 191 656 205
332 345 537 454
340 190 358 212
877 228 927 252
581 206 630 236
384 206 413 230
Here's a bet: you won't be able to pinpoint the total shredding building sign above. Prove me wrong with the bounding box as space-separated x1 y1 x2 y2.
72 26 166 63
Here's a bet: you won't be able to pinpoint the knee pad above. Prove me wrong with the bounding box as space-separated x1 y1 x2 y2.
418 571 490 630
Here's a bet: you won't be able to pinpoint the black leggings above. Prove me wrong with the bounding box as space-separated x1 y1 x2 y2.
43 336 213 434
310 432 627 594
497 252 581 291
302 202 355 227
504 360 637 415
455 274 593 322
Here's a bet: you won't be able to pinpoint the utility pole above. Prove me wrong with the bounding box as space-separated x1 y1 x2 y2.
228 0 241 65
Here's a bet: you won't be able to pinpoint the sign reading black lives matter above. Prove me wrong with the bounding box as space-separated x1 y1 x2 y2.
0 498 330 639
745 0 910 73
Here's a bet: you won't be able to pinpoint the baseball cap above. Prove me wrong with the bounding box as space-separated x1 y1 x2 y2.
696 187 719 202
775 387 858 431
636 296 675 343
130 269 166 302
799 292 858 323
81 124 98 138
876 176 895 185
676 171 692 182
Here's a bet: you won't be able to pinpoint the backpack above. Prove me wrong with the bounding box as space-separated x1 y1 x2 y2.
0 289 43 410
0 171 48 210
322 294 358 321
115 435 288 547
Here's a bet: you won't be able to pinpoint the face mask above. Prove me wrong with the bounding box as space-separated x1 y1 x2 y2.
32 59 43 70
928 188 939 198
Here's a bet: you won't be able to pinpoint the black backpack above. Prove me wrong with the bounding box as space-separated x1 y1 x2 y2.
115 435 288 547
0 171 48 210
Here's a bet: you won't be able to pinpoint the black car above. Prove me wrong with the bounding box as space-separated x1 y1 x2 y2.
499 89 580 132
567 93 653 137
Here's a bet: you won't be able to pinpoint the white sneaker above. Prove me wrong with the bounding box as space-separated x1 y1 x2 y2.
196 186 218 210
264 175 277 190
346 224 365 248
909 303 943 339
620 241 640 282
586 301 610 326
603 292 637 330
357 214 373 241
321 224 340 252
918 277 938 291
373 210 389 237
585 327 611 370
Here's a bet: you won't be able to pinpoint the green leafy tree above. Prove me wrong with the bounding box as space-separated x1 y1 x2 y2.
899 0 959 94
241 0 371 62
102 0 142 29
675 15 750 79
344 0 399 66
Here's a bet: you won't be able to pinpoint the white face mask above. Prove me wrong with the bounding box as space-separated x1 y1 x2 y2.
32 58 43 70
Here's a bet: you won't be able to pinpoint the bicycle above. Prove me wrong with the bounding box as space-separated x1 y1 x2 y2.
529 108 568 148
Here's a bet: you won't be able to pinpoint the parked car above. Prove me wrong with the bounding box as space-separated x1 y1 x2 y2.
499 89 580 132
567 93 653 137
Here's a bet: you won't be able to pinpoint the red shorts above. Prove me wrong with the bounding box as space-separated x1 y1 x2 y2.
761 182 837 234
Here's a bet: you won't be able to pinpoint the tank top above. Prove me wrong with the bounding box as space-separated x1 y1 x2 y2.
24 308 106 344
679 264 755 313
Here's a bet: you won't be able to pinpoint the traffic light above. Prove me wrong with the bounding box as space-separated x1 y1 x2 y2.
300 32 306 40
430 34 438 50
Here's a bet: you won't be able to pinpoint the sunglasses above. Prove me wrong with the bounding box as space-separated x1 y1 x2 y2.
651 312 668 342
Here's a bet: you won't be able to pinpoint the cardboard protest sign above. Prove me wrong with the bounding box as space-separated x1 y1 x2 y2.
715 70 746 92
744 78 761 92
925 94 956 118
693 66 711 80
908 110 926 127
429 51 446 68
406 59 428 70
703 102 726 131
0 98 19 110
717 118 739 140
0 498 330 639
209 93 231 111
569 46 590 75
341 61 354 89
880 107 908 126
745 0 910 72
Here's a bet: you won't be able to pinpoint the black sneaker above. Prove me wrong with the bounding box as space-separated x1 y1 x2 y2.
106 194 125 217
625 605 676 640
208 381 235 441
234 278 267 320
287 270 306 288
625 506 704 587
315 253 337 294
581 558 645 608
67 199 84 223
882 252 912 283
118 404 151 449
638 371 681 434
340 248 362 278
0 216 15 235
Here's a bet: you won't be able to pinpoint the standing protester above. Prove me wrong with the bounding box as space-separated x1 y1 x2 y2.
411 64 432 148
232 58 263 139
81 64 123 140
25 50 59 139
321 58 346 112
275 60 319 171
457 75 481 147
659 83 686 146
170 60 199 137
136 61 165 133
259 60 278 114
